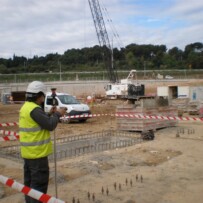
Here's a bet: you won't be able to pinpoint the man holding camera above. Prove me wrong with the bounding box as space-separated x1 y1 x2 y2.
19 81 66 203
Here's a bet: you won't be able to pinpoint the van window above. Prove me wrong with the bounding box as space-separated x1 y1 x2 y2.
58 95 80 104
46 96 58 106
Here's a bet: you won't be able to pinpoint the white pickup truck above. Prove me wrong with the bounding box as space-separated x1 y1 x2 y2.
44 92 91 123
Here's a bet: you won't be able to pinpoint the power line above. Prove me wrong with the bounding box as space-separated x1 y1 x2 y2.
100 0 124 49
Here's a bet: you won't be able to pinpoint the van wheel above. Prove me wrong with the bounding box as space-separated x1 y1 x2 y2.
79 119 87 123
61 118 71 124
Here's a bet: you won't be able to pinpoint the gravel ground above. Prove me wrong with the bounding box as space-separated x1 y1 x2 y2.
0 80 203 203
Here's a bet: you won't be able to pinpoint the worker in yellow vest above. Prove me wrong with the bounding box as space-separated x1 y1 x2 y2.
19 81 66 203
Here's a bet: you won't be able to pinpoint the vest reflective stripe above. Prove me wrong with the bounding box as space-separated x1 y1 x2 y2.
19 126 41 132
19 102 52 159
20 137 51 147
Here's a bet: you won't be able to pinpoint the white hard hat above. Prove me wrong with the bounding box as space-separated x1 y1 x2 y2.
87 96 92 100
26 81 46 94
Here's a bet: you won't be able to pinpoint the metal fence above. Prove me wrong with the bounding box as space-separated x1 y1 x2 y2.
1 69 203 83
0 130 143 163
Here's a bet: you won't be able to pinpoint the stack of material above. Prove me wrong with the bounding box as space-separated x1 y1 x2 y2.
11 91 26 103
116 104 178 132
187 101 200 115
171 98 189 112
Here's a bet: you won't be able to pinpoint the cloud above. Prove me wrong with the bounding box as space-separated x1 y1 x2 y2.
0 0 202 58
113 0 203 49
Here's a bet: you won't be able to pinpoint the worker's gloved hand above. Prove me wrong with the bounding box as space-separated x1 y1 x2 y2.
57 107 67 116
49 106 57 115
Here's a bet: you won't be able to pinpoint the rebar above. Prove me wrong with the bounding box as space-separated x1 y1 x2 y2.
0 130 143 163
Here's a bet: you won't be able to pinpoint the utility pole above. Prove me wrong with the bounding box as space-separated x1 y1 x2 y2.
144 61 146 78
58 61 62 81
111 38 114 70
24 59 27 73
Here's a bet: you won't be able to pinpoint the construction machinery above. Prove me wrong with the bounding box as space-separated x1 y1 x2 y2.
88 1 174 136
88 0 145 99
88 0 118 84
104 69 145 99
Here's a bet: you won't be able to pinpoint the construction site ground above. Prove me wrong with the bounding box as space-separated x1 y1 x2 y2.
0 82 203 203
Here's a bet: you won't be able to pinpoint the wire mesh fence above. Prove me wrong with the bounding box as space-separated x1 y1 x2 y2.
0 69 203 83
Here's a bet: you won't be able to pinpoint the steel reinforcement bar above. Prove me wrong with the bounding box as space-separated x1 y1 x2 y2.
0 130 143 163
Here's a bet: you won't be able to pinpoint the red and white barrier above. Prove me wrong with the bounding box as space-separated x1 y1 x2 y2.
0 130 19 141
62 113 109 120
0 114 202 127
0 122 18 127
0 113 202 142
115 113 203 122
0 135 19 141
0 130 19 136
0 175 66 203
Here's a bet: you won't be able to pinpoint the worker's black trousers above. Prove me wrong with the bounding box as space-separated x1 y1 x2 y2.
23 157 49 203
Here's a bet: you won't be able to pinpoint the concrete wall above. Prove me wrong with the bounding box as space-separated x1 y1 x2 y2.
0 81 107 100
189 86 203 101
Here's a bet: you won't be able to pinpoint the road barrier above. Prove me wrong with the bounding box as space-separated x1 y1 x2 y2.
0 129 19 136
0 113 202 142
0 175 66 203
0 134 19 141
0 122 18 127
0 113 202 129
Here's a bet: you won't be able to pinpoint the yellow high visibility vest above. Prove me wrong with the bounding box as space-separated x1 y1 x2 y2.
19 101 52 159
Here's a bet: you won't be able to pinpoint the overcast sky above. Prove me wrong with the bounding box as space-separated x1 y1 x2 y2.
1 0 203 59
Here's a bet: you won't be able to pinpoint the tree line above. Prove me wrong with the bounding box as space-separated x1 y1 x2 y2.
0 42 202 74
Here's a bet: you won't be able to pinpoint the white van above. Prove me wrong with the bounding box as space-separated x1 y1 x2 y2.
44 92 91 123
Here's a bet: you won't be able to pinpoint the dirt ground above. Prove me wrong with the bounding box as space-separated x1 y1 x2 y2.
0 82 203 203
